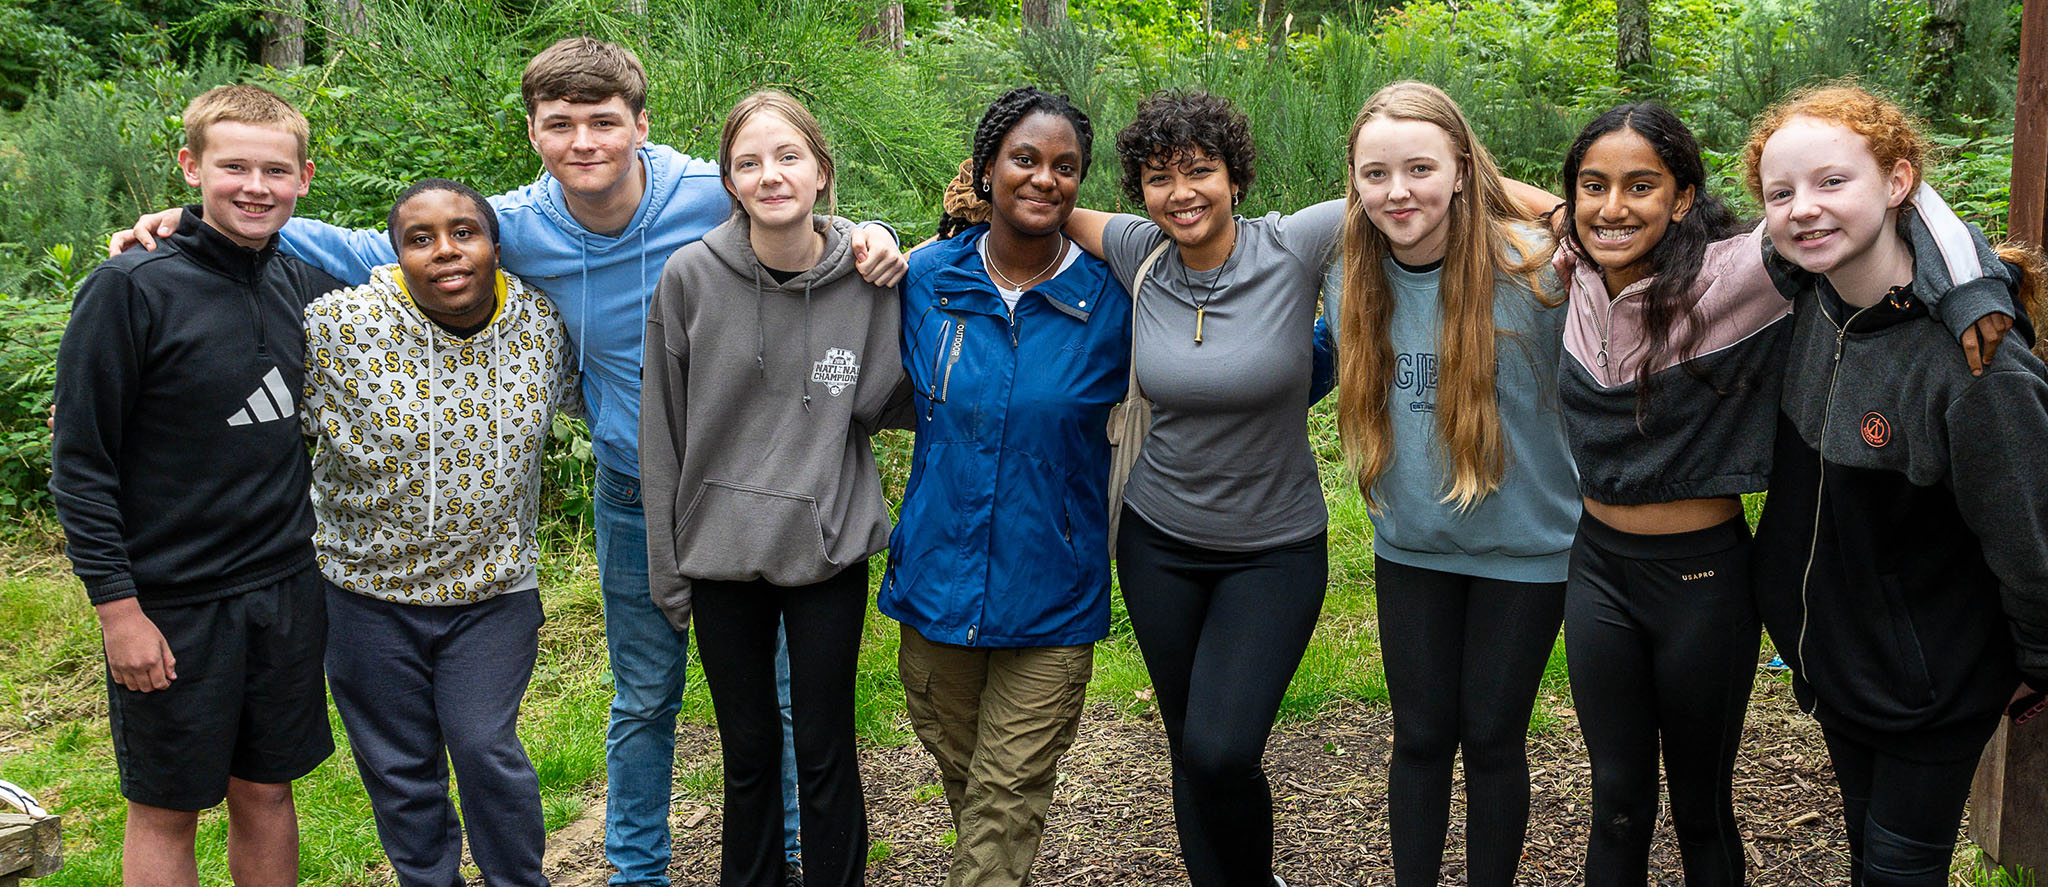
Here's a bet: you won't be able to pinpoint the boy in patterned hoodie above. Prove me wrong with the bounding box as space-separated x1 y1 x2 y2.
301 178 577 887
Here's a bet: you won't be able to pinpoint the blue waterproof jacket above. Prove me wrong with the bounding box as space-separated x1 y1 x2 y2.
880 227 1131 647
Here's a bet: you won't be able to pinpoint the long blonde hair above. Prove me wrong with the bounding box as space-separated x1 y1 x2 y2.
1336 81 1549 511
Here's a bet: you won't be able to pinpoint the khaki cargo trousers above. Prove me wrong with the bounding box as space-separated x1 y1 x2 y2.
897 624 1094 887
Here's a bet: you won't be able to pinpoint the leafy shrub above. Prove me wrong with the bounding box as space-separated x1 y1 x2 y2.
0 0 92 109
0 48 244 297
0 291 66 514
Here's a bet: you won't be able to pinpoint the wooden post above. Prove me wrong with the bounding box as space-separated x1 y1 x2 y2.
1969 7 2048 873
1972 718 2048 872
2009 0 2048 249
0 813 61 884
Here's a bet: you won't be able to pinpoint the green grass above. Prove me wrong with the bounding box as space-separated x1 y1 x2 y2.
0 404 1738 883
0 546 616 887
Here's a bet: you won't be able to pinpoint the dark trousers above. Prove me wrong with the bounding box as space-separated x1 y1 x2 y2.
693 566 869 887
1372 557 1565 887
1564 513 1758 886
1821 725 1990 887
1116 508 1327 887
325 585 545 887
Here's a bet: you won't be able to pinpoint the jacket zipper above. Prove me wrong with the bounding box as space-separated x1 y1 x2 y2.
940 320 967 402
930 318 954 390
1591 285 1636 374
1794 299 1877 713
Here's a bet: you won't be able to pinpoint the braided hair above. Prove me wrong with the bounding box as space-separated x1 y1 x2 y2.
969 86 1095 202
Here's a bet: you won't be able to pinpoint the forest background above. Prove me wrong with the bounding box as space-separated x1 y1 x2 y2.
0 0 2032 884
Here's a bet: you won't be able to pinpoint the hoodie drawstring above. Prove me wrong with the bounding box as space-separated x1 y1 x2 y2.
427 305 439 527
577 240 591 381
493 311 505 474
754 262 768 377
801 276 814 413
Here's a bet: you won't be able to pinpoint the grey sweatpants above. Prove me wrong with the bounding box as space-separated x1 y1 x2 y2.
325 583 546 887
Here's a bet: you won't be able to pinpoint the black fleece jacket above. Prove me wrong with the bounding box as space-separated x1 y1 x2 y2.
1753 270 2048 760
51 208 344 607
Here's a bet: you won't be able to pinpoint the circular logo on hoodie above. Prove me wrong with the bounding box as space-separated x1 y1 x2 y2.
1861 411 1891 448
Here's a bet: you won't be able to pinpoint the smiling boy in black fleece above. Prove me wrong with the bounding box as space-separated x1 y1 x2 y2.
50 85 344 887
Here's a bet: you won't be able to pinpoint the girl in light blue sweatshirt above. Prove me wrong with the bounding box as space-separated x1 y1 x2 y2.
1331 81 1578 887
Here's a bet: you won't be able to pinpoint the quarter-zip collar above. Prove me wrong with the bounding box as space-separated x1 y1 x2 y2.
176 203 280 284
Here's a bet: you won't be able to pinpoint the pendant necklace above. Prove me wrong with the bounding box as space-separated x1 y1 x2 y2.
986 239 1066 292
1179 258 1224 344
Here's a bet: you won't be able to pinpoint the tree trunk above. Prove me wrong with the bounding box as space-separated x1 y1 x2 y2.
1922 0 1962 115
260 0 306 68
1262 0 1287 60
860 2 906 53
327 0 368 39
1616 0 1650 78
1021 0 1067 33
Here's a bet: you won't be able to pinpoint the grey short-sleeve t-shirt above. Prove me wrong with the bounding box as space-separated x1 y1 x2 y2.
1101 199 1344 550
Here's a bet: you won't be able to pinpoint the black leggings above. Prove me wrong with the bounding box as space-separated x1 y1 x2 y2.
1116 508 1327 887
1372 557 1565 887
1564 513 1759 886
1821 724 1992 887
693 565 869 887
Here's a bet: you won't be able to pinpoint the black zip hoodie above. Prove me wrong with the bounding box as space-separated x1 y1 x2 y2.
1754 248 2048 760
52 207 345 607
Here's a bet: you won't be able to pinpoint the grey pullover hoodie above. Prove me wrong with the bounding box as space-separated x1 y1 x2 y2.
641 214 908 628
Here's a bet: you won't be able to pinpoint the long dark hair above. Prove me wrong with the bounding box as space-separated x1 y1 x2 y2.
1560 104 1739 417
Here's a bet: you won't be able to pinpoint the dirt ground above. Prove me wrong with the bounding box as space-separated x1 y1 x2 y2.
541 674 1883 886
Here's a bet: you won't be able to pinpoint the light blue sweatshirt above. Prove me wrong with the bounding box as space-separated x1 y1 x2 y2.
1323 238 1581 583
277 144 728 477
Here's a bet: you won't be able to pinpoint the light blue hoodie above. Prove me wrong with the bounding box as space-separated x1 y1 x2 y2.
278 143 728 477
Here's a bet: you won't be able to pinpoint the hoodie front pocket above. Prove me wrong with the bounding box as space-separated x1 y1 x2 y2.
672 479 830 582
1877 573 1937 708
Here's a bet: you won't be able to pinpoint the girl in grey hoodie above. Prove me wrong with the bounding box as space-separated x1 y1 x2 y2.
638 90 907 887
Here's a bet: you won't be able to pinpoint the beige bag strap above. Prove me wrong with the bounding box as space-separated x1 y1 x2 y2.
1105 239 1175 558
1125 239 1173 397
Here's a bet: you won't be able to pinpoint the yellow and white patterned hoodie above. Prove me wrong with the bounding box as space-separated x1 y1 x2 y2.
303 265 578 605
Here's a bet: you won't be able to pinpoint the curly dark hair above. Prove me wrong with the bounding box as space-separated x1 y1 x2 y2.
1115 88 1256 205
386 177 500 253
970 86 1095 202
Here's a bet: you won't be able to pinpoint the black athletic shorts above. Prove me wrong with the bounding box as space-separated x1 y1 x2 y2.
105 564 333 811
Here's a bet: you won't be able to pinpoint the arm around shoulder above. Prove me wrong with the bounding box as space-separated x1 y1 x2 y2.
277 217 398 287
1947 366 2048 689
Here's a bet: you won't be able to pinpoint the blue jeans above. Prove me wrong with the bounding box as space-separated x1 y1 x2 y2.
595 465 690 886
593 463 802 884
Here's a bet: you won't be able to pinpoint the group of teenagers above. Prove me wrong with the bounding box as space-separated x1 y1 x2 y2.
48 29 2048 887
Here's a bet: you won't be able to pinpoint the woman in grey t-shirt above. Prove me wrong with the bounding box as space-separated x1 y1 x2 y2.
1067 88 1337 887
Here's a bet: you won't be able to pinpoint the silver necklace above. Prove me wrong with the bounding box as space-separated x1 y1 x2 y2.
986 239 1066 291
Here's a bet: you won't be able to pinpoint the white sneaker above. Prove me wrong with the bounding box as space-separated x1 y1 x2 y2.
1273 877 1287 887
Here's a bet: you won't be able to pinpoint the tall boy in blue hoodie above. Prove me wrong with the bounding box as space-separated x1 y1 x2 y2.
116 38 905 887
